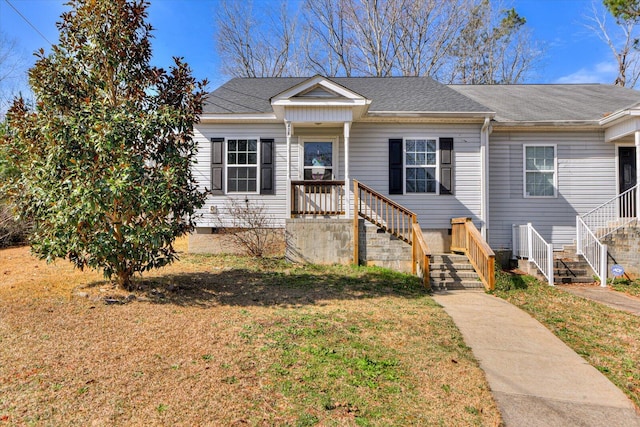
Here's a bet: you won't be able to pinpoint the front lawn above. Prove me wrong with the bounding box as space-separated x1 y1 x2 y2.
0 244 501 426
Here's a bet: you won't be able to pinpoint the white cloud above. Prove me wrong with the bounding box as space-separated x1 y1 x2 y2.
554 61 618 84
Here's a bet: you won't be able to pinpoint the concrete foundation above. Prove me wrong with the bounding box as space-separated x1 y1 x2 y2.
285 218 354 265
188 227 285 256
602 225 640 279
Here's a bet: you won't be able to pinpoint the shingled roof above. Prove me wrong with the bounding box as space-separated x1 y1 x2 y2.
449 84 640 123
203 76 640 123
203 76 491 114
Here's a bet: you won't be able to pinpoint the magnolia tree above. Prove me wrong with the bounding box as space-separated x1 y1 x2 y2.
1 0 207 289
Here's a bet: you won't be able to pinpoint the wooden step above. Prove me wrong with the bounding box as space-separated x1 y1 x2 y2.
429 253 482 290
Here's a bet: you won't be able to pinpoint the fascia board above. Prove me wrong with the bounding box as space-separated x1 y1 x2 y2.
599 109 640 126
200 113 278 122
366 111 495 118
272 99 369 106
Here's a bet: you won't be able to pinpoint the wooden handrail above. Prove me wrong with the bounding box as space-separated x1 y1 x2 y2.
291 181 345 216
353 180 431 287
354 180 416 243
451 217 495 290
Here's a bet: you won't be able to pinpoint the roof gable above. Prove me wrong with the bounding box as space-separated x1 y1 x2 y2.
271 75 369 106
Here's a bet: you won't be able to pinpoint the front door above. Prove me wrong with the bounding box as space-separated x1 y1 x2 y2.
303 141 335 180
619 147 637 217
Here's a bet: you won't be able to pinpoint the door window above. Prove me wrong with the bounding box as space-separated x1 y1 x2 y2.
304 141 333 180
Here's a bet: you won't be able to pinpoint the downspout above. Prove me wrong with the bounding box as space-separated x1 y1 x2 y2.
480 117 491 239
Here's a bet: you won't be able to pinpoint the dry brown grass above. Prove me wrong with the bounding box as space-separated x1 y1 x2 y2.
0 240 501 426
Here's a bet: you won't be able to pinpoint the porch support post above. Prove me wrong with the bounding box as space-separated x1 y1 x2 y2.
344 121 351 219
285 121 292 218
636 130 640 219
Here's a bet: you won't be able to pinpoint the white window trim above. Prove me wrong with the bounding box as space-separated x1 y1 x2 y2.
403 137 439 195
523 143 558 198
225 137 261 194
298 137 339 180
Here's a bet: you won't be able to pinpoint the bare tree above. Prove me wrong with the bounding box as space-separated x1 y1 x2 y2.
303 0 358 76
215 0 302 77
448 0 540 84
214 0 541 83
0 32 28 115
587 1 640 87
392 0 469 78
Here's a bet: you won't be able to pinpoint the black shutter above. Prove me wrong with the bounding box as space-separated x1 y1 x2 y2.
440 137 454 195
211 137 224 195
260 139 274 195
389 138 403 194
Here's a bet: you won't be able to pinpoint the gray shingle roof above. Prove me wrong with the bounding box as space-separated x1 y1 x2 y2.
203 76 491 114
203 77 640 123
449 84 640 122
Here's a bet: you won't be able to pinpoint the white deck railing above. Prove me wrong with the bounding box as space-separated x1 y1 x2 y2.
580 184 638 238
576 217 608 286
576 184 637 287
512 223 554 286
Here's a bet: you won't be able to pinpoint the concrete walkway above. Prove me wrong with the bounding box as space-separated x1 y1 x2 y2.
560 285 640 316
432 290 640 427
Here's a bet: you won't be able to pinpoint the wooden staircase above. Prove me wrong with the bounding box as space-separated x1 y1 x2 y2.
353 181 495 291
429 254 484 290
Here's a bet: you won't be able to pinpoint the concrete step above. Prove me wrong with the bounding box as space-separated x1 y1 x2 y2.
430 271 480 280
555 268 589 277
554 276 596 284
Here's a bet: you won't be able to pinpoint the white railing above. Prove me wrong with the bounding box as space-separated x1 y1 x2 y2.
575 184 637 287
576 217 608 286
512 223 554 286
580 184 638 239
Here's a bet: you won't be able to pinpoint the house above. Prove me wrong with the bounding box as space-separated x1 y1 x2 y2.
189 75 640 286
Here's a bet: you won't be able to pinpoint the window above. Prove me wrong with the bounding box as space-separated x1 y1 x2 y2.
389 137 453 195
211 137 274 196
227 139 258 192
524 145 556 197
405 138 437 193
303 141 333 180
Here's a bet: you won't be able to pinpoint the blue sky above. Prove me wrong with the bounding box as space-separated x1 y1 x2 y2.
0 0 627 93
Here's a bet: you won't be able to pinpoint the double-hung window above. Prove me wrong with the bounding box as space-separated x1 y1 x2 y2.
524 144 557 197
210 137 274 195
405 138 437 193
389 137 454 195
226 139 258 193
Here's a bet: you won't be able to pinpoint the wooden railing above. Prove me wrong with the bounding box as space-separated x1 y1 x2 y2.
451 217 495 290
353 180 431 288
354 180 415 243
291 180 345 216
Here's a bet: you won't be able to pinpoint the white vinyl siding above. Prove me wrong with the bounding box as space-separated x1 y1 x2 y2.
349 123 482 229
488 131 616 250
192 123 290 227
